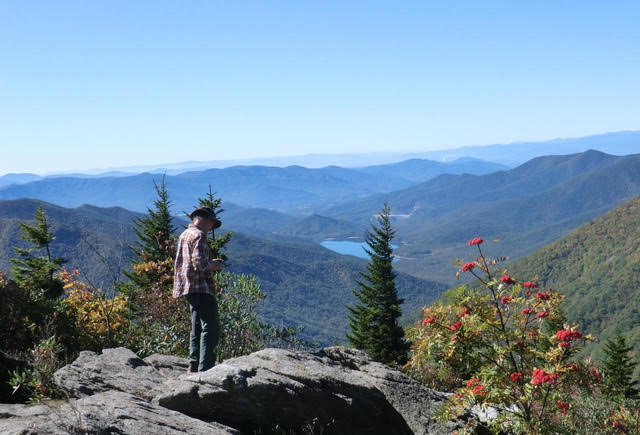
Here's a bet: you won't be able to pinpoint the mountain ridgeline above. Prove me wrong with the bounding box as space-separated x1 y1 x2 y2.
415 130 640 166
2 147 640 346
209 150 640 287
0 158 506 215
322 150 640 284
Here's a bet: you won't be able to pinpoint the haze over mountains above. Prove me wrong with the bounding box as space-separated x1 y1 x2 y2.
416 130 640 166
2 130 638 181
1 131 639 344
2 150 640 287
0 158 507 214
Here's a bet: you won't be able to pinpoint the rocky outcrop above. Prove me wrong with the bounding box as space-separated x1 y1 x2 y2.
2 346 482 434
155 347 466 434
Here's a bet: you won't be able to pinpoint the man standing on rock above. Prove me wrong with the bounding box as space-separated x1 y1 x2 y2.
173 206 224 372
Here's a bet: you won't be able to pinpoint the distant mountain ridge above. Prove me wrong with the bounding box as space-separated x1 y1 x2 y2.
5 129 635 177
417 130 640 166
0 158 507 214
320 150 640 284
4 148 640 343
0 173 43 187
355 158 508 184
326 150 624 222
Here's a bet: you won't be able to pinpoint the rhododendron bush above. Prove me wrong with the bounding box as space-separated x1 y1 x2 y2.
404 238 640 433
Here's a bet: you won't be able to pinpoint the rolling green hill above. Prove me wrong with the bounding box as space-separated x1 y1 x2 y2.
0 199 141 288
222 204 361 243
0 199 445 345
507 195 640 375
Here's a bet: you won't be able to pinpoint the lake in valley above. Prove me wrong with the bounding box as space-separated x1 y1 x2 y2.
320 240 399 260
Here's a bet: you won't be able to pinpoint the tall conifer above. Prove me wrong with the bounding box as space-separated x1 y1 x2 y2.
347 202 408 365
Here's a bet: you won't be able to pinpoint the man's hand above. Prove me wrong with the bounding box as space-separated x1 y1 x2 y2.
207 259 224 272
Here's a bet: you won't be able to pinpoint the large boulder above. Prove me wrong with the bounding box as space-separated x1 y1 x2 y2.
154 346 472 434
53 347 179 400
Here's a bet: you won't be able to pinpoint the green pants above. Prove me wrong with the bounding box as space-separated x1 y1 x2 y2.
185 292 220 372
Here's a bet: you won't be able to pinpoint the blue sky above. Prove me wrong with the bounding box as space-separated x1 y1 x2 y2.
1 1 639 175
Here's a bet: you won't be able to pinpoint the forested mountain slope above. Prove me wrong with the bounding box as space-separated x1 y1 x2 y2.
508 195 640 373
225 233 446 345
323 151 640 284
326 150 625 224
0 199 140 287
0 199 444 345
221 203 361 243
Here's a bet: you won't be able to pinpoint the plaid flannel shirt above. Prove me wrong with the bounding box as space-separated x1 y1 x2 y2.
172 223 215 297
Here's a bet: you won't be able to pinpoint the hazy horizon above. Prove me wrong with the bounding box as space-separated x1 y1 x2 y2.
2 1 639 175
0 129 637 177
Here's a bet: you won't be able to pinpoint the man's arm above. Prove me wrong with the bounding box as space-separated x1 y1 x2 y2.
192 235 223 272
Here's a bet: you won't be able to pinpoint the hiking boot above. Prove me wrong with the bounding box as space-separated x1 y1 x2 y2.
187 363 198 373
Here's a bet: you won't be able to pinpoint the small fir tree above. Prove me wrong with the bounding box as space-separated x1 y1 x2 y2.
347 202 409 365
197 186 232 261
10 205 66 299
125 176 176 290
602 329 639 399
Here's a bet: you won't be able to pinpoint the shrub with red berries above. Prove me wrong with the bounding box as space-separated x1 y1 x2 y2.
404 237 607 433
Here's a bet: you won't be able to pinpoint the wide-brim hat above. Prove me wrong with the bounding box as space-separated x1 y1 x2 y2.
188 207 222 229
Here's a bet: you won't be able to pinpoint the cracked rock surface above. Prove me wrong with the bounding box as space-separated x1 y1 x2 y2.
53 347 166 400
155 346 471 434
2 346 481 434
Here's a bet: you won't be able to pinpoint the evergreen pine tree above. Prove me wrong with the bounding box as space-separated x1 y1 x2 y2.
119 177 183 355
10 205 66 299
125 176 176 290
196 186 232 261
602 329 639 398
346 202 409 365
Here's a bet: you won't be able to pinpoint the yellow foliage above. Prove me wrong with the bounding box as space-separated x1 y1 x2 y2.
60 269 128 339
